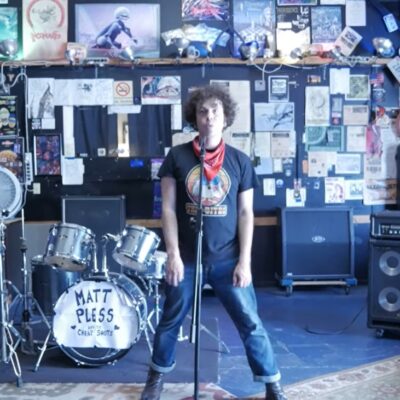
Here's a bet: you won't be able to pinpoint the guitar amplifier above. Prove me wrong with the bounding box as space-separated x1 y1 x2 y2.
370 211 400 240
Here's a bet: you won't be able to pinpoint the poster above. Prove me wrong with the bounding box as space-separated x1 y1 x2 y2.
0 7 19 59
0 136 24 182
311 6 342 51
34 134 61 175
75 3 160 59
232 0 276 58
276 6 310 58
23 0 68 60
182 0 229 21
0 96 18 136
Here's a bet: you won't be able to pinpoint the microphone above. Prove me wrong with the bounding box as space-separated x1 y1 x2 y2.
199 136 206 156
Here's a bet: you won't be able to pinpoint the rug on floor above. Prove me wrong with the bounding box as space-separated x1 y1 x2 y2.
249 355 400 400
0 382 235 400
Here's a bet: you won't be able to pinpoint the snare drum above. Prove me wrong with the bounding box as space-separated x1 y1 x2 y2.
53 273 147 366
44 223 95 272
112 225 160 273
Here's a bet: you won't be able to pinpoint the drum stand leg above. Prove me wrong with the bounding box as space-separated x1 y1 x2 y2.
178 315 230 353
146 280 162 335
33 329 54 372
0 219 23 386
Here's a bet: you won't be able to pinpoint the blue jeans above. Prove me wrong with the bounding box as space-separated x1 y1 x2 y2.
150 259 281 383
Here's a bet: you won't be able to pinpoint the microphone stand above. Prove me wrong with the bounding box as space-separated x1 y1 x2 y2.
190 137 206 400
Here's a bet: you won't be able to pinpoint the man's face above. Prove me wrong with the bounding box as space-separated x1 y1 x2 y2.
195 98 225 140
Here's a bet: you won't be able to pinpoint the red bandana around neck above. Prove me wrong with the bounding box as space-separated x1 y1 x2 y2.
192 135 225 182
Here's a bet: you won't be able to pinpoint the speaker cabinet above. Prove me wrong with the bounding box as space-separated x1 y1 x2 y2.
62 195 126 273
278 207 356 293
368 239 400 333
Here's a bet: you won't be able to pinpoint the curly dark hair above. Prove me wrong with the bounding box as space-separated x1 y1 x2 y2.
184 85 237 130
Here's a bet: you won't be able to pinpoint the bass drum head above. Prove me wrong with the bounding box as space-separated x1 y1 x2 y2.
53 273 147 367
60 344 130 367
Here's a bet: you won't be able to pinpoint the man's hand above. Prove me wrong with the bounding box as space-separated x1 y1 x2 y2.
232 261 252 288
165 254 184 287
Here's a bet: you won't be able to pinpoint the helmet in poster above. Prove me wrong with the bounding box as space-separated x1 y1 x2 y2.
114 7 130 20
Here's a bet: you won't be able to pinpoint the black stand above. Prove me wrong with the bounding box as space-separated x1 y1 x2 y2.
189 139 206 400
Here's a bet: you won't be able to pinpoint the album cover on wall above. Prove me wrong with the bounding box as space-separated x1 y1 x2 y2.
0 96 18 136
34 134 61 176
0 136 24 182
75 3 160 59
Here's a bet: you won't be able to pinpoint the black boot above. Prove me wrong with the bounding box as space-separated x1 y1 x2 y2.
140 368 164 400
265 381 288 400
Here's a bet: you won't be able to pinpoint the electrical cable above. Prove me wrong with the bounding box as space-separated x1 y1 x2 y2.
304 298 367 335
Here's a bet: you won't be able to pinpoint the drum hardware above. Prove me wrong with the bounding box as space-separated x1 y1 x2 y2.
34 236 152 370
7 210 52 357
0 166 24 386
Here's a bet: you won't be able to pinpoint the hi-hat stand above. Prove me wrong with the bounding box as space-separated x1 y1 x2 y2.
0 212 22 386
8 208 51 355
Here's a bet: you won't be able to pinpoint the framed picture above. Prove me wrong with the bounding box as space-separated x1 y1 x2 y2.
268 76 289 102
75 3 160 59
345 75 370 101
34 135 61 176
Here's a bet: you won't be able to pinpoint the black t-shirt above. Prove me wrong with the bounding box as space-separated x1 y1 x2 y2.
158 141 259 264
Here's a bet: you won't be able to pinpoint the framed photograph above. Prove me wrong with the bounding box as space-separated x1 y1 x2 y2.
345 75 370 101
75 3 160 59
34 135 62 176
268 76 289 102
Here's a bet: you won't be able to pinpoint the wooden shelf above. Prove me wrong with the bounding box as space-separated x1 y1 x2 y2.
1 56 391 68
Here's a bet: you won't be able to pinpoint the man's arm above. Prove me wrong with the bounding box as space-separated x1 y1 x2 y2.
233 188 254 287
161 176 184 286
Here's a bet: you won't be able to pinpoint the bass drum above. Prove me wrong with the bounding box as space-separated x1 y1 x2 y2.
52 273 147 366
31 255 80 317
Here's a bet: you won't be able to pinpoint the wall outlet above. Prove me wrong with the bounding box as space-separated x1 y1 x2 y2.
255 80 266 91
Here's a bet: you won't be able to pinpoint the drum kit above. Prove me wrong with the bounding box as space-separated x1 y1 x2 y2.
29 221 167 370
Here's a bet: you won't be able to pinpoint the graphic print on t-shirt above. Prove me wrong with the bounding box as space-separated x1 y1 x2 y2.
185 165 231 217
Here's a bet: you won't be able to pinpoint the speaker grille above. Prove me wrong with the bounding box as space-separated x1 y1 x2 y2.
280 207 354 279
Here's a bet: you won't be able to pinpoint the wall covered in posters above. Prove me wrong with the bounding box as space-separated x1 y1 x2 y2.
1 0 400 283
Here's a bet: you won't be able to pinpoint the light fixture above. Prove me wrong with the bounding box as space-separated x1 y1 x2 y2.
65 48 77 64
172 37 190 60
0 39 18 59
64 43 87 65
119 45 136 62
373 37 395 58
289 47 304 60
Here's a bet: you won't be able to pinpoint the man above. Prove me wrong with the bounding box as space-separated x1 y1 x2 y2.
141 85 287 400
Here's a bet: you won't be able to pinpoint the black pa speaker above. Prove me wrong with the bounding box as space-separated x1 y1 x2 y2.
62 195 126 273
368 239 400 332
279 207 355 280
